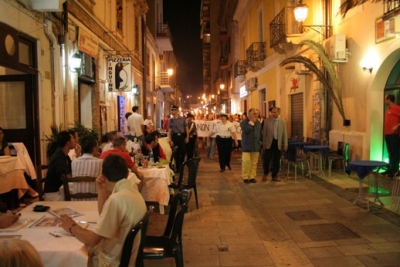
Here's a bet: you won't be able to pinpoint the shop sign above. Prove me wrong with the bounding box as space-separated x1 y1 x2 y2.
78 28 99 58
108 57 132 92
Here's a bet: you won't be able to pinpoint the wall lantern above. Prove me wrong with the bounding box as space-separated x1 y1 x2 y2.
70 52 82 73
167 68 173 76
360 59 373 73
294 0 308 22
294 0 331 36
220 83 225 90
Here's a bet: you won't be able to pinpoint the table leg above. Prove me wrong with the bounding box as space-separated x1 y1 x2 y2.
159 204 165 214
353 177 369 211
372 175 384 206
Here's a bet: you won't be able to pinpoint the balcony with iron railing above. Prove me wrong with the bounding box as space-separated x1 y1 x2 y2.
269 7 300 54
383 0 400 19
157 23 173 51
246 42 266 72
234 60 247 82
157 71 174 93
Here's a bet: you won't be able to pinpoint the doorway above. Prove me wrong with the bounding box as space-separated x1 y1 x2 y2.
0 75 37 160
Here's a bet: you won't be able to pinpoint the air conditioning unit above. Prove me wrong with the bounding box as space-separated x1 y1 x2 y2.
245 77 258 91
324 34 347 62
30 0 66 12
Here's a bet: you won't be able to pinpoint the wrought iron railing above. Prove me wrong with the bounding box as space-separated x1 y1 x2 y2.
383 0 400 19
246 42 266 63
234 60 247 79
269 7 300 49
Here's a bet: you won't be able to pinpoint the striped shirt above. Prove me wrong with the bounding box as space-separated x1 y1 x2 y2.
71 153 103 201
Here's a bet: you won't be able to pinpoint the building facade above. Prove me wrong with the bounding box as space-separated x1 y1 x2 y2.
0 0 177 165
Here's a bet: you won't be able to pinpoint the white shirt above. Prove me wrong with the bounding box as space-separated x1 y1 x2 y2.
215 121 235 137
144 119 154 127
102 142 113 153
70 153 103 201
127 112 144 136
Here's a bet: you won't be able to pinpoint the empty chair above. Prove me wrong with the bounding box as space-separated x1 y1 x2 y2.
169 157 201 209
120 206 154 267
143 190 191 267
169 146 179 173
36 165 48 201
61 175 98 201
328 143 350 177
285 144 311 180
391 172 400 211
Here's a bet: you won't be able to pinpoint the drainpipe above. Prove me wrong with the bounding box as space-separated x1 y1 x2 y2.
44 13 57 126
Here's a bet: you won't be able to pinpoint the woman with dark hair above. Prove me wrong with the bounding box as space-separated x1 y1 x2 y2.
0 127 10 156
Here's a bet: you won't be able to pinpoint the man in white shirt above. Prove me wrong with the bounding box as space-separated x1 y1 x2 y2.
143 115 154 135
102 131 120 153
59 154 147 267
127 106 145 143
71 135 103 200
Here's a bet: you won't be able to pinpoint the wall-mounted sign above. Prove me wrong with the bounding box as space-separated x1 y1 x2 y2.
239 85 247 98
286 72 305 95
78 28 99 59
108 57 132 92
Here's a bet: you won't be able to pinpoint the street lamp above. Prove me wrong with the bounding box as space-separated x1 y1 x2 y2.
293 0 331 36
294 0 308 22
167 68 173 76
220 83 225 90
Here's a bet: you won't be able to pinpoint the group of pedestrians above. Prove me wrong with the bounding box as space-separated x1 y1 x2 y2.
203 106 288 183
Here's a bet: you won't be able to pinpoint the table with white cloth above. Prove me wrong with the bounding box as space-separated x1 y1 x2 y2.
11 142 37 179
139 165 174 214
0 201 98 267
0 156 29 198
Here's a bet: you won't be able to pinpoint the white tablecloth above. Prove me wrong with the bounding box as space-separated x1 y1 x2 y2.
140 165 173 207
0 201 99 267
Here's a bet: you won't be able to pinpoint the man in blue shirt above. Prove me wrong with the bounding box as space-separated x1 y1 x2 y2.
168 105 189 172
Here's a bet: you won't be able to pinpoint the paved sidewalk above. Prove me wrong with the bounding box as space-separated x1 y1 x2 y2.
145 151 400 267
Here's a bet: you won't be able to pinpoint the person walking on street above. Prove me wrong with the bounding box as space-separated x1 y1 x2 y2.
186 113 198 160
206 113 216 159
262 107 288 182
240 108 262 183
127 106 145 143
168 105 189 172
208 113 238 172
384 94 400 178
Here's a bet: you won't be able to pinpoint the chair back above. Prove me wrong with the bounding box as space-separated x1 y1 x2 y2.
165 203 188 255
337 141 345 156
285 144 297 162
61 175 98 201
36 165 48 201
176 157 201 189
169 146 179 172
119 206 154 267
163 189 191 237
343 143 350 163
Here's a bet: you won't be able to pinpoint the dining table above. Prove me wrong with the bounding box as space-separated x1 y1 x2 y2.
346 160 388 210
0 156 29 199
139 164 174 214
303 145 330 176
0 201 98 267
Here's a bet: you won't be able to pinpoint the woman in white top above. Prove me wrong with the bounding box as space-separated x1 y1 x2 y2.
208 113 238 172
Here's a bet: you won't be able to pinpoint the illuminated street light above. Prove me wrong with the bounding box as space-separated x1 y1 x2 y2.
220 83 225 90
167 68 173 76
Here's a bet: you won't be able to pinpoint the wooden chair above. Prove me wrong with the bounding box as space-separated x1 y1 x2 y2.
35 165 48 201
61 175 97 201
120 206 154 267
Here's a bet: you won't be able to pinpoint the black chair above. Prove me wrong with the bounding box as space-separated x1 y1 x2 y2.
36 165 48 201
143 190 191 267
169 146 179 173
285 144 311 180
328 143 350 177
120 206 154 267
61 175 98 201
169 157 201 209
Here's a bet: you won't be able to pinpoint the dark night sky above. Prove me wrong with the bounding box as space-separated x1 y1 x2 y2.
164 0 203 98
